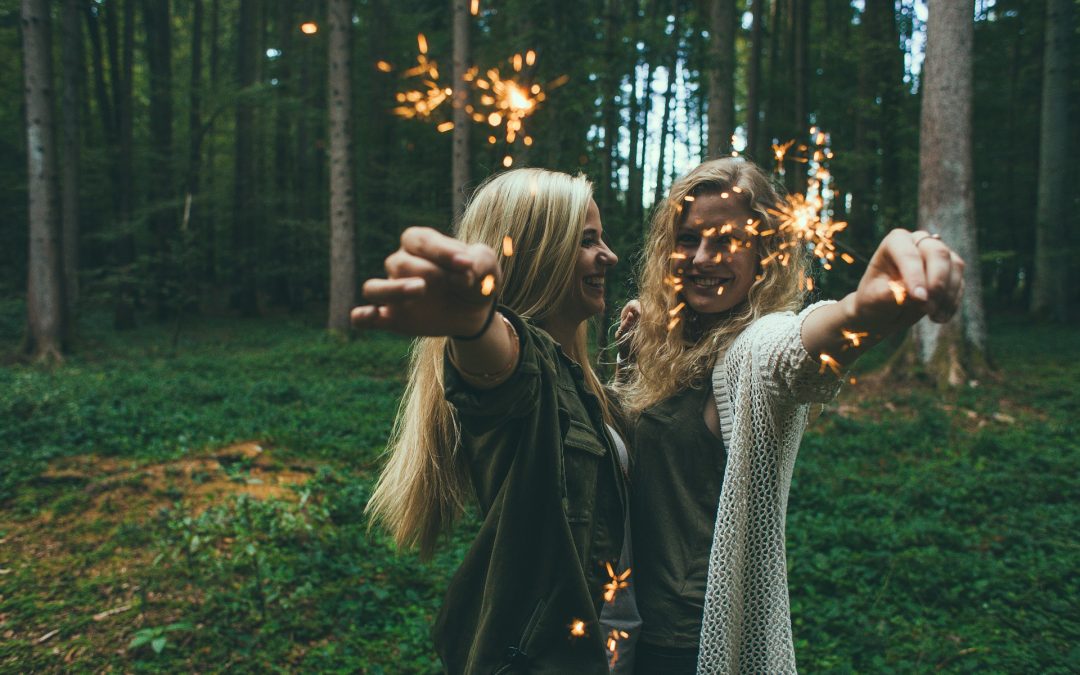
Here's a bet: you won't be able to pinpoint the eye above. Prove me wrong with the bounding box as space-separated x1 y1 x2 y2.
676 232 699 246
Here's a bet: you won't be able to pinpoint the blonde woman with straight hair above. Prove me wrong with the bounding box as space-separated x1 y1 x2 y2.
353 168 639 674
614 157 965 674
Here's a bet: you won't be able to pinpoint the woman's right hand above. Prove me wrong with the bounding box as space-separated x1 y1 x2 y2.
351 227 501 337
616 299 641 362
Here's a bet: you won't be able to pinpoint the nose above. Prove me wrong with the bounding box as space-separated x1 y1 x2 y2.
598 240 619 267
692 237 717 268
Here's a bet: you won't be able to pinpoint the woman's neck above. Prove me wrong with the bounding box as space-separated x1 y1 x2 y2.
538 317 581 356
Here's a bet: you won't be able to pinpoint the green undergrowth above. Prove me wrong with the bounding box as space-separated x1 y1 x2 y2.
2 301 1078 671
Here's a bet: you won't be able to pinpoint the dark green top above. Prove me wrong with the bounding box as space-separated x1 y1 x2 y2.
434 309 627 674
630 384 727 648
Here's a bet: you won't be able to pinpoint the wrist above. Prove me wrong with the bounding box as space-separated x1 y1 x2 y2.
452 300 499 341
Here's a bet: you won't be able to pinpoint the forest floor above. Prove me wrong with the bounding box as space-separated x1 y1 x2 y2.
0 299 1077 672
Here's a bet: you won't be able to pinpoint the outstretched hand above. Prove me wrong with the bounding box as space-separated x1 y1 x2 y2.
848 229 965 331
351 227 501 337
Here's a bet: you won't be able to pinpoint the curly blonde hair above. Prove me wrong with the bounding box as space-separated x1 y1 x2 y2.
616 157 809 415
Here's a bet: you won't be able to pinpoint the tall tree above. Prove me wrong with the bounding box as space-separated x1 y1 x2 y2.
598 0 623 216
61 0 82 324
232 0 259 314
912 0 988 386
706 0 734 158
22 0 66 361
791 0 809 187
653 12 680 208
142 0 176 317
327 0 355 333
745 0 764 160
451 0 470 221
1030 0 1072 320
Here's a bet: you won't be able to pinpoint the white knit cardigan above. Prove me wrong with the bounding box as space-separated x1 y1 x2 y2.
697 301 843 674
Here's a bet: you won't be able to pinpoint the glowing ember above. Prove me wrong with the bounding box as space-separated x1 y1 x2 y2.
480 274 496 296
667 316 681 331
470 0 479 15
818 353 842 376
502 235 514 257
716 285 725 296
772 140 795 174
376 60 393 72
436 121 454 133
606 629 630 668
569 619 587 638
841 329 869 348
888 280 907 305
684 195 696 202
668 302 685 317
300 22 318 35
502 155 513 168
417 33 428 54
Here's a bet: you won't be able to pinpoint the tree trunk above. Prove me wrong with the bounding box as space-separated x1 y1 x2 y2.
327 0 356 333
61 0 82 327
598 0 622 216
746 0 764 162
183 0 203 311
791 0 809 187
232 0 259 315
113 0 136 329
451 0 470 220
142 0 176 318
706 0 734 158
653 12 679 208
1030 0 1071 320
22 0 66 361
912 0 988 386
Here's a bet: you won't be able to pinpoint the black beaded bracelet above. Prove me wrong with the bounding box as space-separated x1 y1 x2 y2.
452 301 499 341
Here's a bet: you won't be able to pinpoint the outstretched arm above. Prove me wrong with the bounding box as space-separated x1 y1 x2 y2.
802 229 965 368
351 227 518 388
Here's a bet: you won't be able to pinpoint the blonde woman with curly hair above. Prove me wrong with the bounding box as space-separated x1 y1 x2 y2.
352 168 640 674
614 158 965 674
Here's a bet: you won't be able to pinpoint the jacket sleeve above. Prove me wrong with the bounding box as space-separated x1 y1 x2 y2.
735 300 845 406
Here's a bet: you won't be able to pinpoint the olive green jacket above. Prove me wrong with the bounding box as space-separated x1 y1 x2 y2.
434 310 628 674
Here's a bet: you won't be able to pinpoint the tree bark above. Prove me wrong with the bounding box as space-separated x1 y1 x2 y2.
912 0 988 386
653 12 679 209
327 0 356 333
791 0 809 187
232 0 259 315
746 0 764 161
598 0 622 216
1030 0 1071 320
142 0 176 318
61 0 82 326
706 0 734 158
451 0 470 221
22 0 66 361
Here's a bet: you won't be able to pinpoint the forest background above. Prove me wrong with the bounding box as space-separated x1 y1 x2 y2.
2 0 1078 672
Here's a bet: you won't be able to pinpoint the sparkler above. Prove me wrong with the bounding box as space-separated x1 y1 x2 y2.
480 274 496 296
818 353 842 376
887 280 907 305
841 329 869 348
569 619 587 638
384 37 561 165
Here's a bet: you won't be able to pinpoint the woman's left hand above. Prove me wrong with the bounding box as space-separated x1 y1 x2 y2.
849 228 966 330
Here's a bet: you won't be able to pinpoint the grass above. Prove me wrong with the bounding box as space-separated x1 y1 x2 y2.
1 300 1078 672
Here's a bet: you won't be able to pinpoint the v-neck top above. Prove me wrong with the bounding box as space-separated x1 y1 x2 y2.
629 383 727 647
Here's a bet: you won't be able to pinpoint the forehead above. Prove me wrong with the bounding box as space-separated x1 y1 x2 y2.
680 192 756 230
584 199 602 231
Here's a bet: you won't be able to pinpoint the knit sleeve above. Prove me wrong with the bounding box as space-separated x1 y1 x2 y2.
735 300 845 406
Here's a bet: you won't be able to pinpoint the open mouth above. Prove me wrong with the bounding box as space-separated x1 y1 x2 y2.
690 275 732 288
584 275 605 290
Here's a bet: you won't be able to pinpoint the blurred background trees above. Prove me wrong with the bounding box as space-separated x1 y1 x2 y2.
6 0 1078 360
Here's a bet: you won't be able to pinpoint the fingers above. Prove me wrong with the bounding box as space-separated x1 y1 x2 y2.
885 229 930 303
361 277 426 304
350 304 391 330
920 238 954 321
929 251 966 323
399 227 475 273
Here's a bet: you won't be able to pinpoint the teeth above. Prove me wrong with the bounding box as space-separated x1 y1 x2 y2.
584 276 605 289
692 276 729 287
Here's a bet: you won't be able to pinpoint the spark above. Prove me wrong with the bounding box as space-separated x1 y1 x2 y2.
767 193 848 264
888 280 907 305
684 195 696 202
436 121 454 133
376 60 393 72
668 302 685 317
818 353 842 376
502 155 513 168
670 252 687 260
417 33 428 54
470 0 479 15
716 286 725 296
667 316 681 331
841 252 855 264
502 235 514 257
602 562 632 603
606 629 631 669
702 227 716 237
772 140 795 174
480 274 496 296
569 619 587 638
300 22 318 35
720 191 730 199
526 50 536 66
841 329 869 348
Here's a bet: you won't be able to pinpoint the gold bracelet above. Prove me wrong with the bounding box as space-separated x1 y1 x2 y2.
447 313 520 383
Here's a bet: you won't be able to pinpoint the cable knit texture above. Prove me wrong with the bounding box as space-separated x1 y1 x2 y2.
697 301 843 674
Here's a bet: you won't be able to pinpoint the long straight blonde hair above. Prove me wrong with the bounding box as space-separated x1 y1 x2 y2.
366 169 614 558
616 158 809 415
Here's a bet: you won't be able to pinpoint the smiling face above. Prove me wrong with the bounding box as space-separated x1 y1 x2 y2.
674 192 760 315
554 199 619 323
